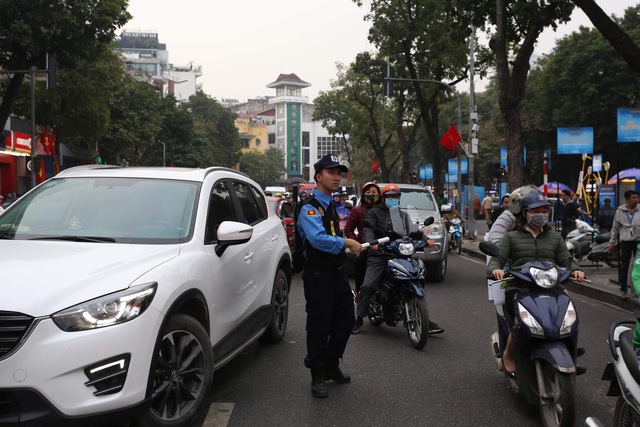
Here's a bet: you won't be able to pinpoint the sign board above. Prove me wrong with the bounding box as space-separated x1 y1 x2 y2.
592 154 602 173
500 146 507 167
557 127 593 154
617 108 640 142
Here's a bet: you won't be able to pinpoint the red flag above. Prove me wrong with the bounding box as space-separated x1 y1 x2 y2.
48 129 55 156
371 158 379 174
36 158 46 183
439 124 461 154
41 129 52 155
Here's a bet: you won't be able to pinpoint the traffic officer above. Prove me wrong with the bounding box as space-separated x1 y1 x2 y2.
297 153 363 398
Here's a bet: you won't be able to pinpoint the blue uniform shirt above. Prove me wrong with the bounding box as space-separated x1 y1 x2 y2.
297 190 345 255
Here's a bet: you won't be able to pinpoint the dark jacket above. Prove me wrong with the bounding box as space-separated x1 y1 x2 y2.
363 204 419 256
595 204 615 231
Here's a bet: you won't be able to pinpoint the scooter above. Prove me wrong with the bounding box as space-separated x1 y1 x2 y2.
565 219 594 260
363 217 437 350
586 232 620 269
601 320 640 427
447 218 463 255
481 241 584 427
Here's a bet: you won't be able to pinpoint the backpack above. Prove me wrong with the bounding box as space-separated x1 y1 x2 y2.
292 195 322 273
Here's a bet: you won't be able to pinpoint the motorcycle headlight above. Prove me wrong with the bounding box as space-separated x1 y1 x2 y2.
530 266 558 289
518 302 544 337
560 301 577 336
398 242 416 256
52 284 157 331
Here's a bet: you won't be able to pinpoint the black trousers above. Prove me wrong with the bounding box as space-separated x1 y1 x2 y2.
302 267 354 370
619 240 640 291
352 251 369 293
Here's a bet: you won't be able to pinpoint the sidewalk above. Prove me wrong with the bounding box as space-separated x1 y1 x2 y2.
460 220 635 312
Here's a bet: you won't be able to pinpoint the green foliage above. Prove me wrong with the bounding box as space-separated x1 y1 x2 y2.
0 0 131 128
239 148 286 189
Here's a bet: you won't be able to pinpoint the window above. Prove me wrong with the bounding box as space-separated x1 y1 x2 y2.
316 136 339 159
255 138 261 146
241 137 250 149
206 181 237 242
232 181 266 225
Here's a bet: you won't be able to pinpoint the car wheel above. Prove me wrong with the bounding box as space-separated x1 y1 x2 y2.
136 314 213 427
260 269 289 343
425 255 447 283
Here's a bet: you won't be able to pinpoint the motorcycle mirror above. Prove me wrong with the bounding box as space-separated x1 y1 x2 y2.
423 217 435 226
479 241 500 258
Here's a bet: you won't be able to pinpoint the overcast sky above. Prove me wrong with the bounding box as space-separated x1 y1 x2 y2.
125 0 639 103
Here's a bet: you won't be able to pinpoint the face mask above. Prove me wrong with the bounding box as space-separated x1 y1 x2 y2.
363 194 380 205
385 198 399 208
526 212 548 229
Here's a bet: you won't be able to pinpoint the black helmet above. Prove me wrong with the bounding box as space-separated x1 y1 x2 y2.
520 191 548 211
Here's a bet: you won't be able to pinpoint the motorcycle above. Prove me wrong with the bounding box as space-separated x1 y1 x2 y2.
447 218 463 255
601 320 640 427
480 241 584 427
361 217 437 350
586 231 620 269
565 219 594 260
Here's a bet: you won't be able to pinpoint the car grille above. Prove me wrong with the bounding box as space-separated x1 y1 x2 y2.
0 311 34 360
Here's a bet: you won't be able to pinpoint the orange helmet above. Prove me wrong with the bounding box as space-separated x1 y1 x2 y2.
362 181 380 194
381 184 401 196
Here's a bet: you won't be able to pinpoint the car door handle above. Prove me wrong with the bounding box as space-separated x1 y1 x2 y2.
272 234 279 241
244 252 254 261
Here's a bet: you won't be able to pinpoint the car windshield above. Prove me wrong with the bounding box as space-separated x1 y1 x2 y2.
400 189 437 211
0 177 200 243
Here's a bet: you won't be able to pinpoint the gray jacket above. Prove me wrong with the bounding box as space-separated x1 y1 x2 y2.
610 204 640 244
488 210 516 245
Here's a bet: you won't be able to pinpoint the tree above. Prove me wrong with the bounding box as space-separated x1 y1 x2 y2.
485 0 574 189
572 0 640 74
239 148 286 189
186 92 242 168
0 0 131 129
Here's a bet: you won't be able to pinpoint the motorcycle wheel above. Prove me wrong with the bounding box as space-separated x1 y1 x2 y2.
455 236 462 255
538 360 575 427
368 292 384 326
613 395 635 427
405 296 429 350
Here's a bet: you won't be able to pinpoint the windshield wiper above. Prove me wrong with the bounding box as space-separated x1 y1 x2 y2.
30 235 116 243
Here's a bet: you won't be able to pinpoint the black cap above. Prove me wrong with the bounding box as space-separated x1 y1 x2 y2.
314 153 348 174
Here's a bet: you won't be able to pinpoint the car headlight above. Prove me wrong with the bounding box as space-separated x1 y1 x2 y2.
52 284 157 331
398 242 416 256
518 302 544 337
560 301 577 336
530 266 558 289
429 223 443 235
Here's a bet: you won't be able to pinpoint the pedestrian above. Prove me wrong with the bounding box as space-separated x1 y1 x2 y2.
488 194 510 230
596 198 615 232
344 181 381 295
560 190 579 238
609 190 640 299
332 192 350 232
353 183 444 335
296 153 363 398
473 194 481 222
481 193 493 227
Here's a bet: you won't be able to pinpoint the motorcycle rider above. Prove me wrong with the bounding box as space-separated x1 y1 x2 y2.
487 185 538 245
487 190 585 376
353 183 443 335
344 181 382 294
441 203 465 224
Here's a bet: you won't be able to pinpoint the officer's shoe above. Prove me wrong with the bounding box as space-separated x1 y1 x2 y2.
352 316 363 334
310 369 328 398
324 365 351 384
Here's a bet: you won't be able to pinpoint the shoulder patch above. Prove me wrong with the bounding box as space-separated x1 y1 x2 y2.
307 209 318 217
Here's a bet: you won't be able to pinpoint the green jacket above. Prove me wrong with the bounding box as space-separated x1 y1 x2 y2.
487 224 580 292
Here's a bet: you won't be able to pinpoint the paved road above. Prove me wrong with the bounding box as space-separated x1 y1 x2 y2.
198 252 629 427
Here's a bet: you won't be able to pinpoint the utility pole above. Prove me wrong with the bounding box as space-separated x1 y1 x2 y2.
467 24 477 240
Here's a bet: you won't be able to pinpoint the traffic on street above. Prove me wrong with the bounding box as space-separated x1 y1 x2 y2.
192 245 629 427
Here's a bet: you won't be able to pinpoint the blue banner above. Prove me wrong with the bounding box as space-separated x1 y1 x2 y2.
557 127 594 154
447 159 468 175
500 146 507 167
424 164 433 179
617 108 640 143
445 173 458 184
593 154 602 172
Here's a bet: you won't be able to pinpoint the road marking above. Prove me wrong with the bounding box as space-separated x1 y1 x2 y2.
203 402 234 427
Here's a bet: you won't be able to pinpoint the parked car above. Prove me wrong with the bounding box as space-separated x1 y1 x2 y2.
376 183 448 282
267 195 295 252
0 165 292 426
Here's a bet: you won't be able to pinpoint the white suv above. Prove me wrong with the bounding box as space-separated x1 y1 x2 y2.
0 166 292 426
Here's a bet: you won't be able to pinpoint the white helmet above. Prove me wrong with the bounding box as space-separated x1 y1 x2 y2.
509 185 539 215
